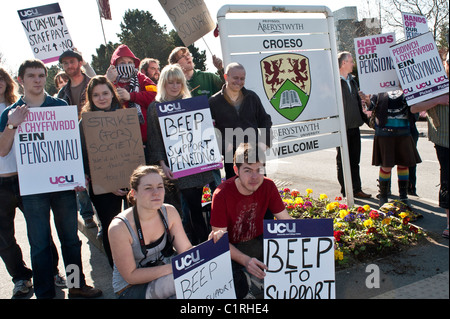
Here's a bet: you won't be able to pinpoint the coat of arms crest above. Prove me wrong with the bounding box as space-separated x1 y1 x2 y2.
260 53 311 121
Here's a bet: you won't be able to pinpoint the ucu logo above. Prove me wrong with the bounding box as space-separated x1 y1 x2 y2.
19 9 40 18
159 102 182 113
416 81 431 89
380 81 397 88
403 87 414 95
175 251 200 270
49 175 74 185
434 75 448 83
267 222 296 234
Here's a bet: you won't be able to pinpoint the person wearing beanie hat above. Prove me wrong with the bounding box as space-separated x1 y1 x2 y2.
106 44 157 148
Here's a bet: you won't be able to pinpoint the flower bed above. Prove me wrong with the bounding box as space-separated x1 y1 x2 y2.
202 185 427 268
279 188 427 268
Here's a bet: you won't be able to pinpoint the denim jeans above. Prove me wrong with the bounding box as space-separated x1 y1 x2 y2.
76 189 94 220
22 190 86 299
0 175 33 284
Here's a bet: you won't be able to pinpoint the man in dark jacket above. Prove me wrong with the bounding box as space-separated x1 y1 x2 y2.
336 52 371 199
57 50 96 229
209 63 272 180
57 50 91 116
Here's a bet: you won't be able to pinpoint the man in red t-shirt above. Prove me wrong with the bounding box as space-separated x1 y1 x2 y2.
211 143 292 298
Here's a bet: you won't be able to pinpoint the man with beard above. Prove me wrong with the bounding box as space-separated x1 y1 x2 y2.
168 46 223 98
57 50 97 229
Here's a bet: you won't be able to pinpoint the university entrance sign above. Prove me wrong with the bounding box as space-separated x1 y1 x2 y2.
217 5 355 205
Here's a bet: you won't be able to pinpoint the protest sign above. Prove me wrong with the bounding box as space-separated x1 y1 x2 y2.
264 219 335 299
402 12 429 40
389 32 449 105
156 95 222 179
172 233 236 299
354 33 399 93
81 108 145 195
18 3 74 64
158 0 215 47
14 105 84 196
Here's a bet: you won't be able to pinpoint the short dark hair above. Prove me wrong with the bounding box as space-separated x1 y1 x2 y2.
18 59 47 79
233 143 266 169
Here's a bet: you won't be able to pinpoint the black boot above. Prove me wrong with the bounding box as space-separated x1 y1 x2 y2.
378 180 390 208
398 180 409 206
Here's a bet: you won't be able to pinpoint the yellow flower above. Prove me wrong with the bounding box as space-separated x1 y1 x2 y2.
339 209 349 219
306 188 313 195
382 218 391 225
335 222 343 229
283 199 294 205
319 193 328 200
399 212 409 219
335 250 344 260
363 205 371 211
363 219 374 228
294 197 304 205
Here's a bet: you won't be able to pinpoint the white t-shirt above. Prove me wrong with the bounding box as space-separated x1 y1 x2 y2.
0 102 17 174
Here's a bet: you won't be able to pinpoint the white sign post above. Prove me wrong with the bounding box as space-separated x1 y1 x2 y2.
156 95 222 179
354 33 399 94
389 32 449 106
14 105 84 195
264 219 335 299
172 233 236 299
218 5 355 205
18 3 74 64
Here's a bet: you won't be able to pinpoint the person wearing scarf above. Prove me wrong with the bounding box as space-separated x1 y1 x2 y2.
106 45 157 152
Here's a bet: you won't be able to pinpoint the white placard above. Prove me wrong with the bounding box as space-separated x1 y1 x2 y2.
264 219 335 299
354 33 399 94
402 12 429 40
156 96 222 179
389 32 449 105
15 105 84 195
18 3 73 64
172 233 236 299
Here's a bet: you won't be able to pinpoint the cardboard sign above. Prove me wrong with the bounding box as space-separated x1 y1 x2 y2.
172 233 236 299
402 12 429 40
156 95 222 179
354 33 399 94
18 3 73 64
14 105 84 196
263 219 335 299
158 0 215 46
81 108 145 195
389 32 449 105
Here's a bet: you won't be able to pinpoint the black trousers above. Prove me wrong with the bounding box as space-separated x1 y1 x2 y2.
336 127 362 196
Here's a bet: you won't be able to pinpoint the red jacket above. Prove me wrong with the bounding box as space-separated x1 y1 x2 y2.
111 44 157 143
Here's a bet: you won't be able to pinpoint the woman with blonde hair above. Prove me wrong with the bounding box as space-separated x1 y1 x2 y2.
147 64 214 245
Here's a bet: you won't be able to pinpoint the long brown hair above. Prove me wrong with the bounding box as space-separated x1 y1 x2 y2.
81 75 123 113
0 67 19 105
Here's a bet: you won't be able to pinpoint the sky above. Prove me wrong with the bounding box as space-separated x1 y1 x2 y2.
0 0 378 74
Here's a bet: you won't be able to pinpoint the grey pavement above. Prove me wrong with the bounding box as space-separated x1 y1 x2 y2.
0 121 448 299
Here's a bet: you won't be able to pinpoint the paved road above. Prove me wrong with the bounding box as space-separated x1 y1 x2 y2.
0 121 448 299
